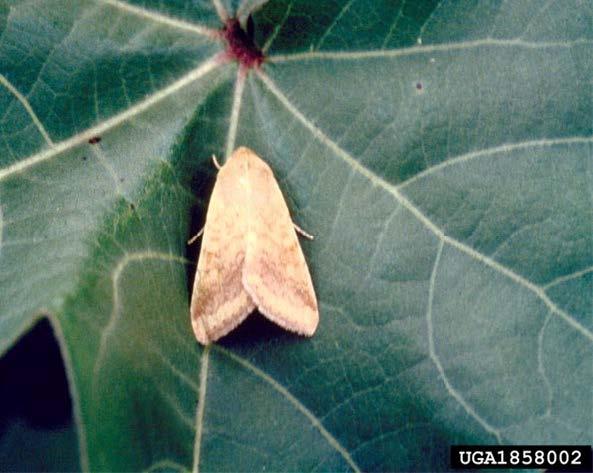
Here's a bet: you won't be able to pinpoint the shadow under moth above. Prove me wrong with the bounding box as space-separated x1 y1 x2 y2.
190 147 319 344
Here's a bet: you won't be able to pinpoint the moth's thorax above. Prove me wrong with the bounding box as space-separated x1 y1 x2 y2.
223 147 273 176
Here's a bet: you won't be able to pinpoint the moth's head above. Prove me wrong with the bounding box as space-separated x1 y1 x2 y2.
231 146 255 161
227 147 272 174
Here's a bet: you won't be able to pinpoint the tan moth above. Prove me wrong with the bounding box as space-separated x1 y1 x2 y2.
190 147 319 344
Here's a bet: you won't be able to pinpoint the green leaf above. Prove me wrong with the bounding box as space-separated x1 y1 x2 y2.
1 0 591 471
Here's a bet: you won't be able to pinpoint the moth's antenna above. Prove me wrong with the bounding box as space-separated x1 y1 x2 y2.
212 154 222 170
293 223 314 240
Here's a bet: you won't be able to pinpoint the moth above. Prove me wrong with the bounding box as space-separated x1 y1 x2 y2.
190 147 319 344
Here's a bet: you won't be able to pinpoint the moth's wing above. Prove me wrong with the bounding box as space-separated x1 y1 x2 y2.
190 160 255 345
241 150 319 336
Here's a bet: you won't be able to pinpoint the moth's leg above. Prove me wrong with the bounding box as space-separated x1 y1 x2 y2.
187 227 204 244
212 154 222 170
293 222 314 240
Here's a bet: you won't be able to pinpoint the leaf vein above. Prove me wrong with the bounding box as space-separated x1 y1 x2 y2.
417 0 443 40
268 37 593 63
236 0 271 20
225 68 246 160
93 251 189 379
158 386 196 430
0 73 54 147
315 0 356 51
537 312 554 418
148 345 200 393
543 265 593 289
100 0 220 38
214 345 362 473
193 345 210 473
397 136 593 190
91 146 127 196
211 0 228 21
255 69 593 343
262 2 293 53
426 241 503 442
520 0 555 40
381 0 406 49
349 421 432 455
0 57 223 182
145 459 189 473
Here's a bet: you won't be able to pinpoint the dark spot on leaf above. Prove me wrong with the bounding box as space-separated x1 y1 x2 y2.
416 82 423 90
81 156 87 161
129 203 135 211
119 177 125 183
88 136 101 144
222 18 264 68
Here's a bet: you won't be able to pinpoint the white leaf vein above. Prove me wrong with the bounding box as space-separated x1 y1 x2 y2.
236 0 271 21
158 386 196 429
100 0 220 38
0 56 223 182
543 265 593 290
427 240 503 442
255 69 593 343
225 68 247 160
537 312 554 417
90 146 126 196
93 251 189 379
268 37 593 63
381 0 406 49
211 0 228 21
262 2 293 53
417 0 443 40
397 136 593 190
0 73 54 146
214 345 362 473
145 459 189 473
193 345 210 473
315 0 356 51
